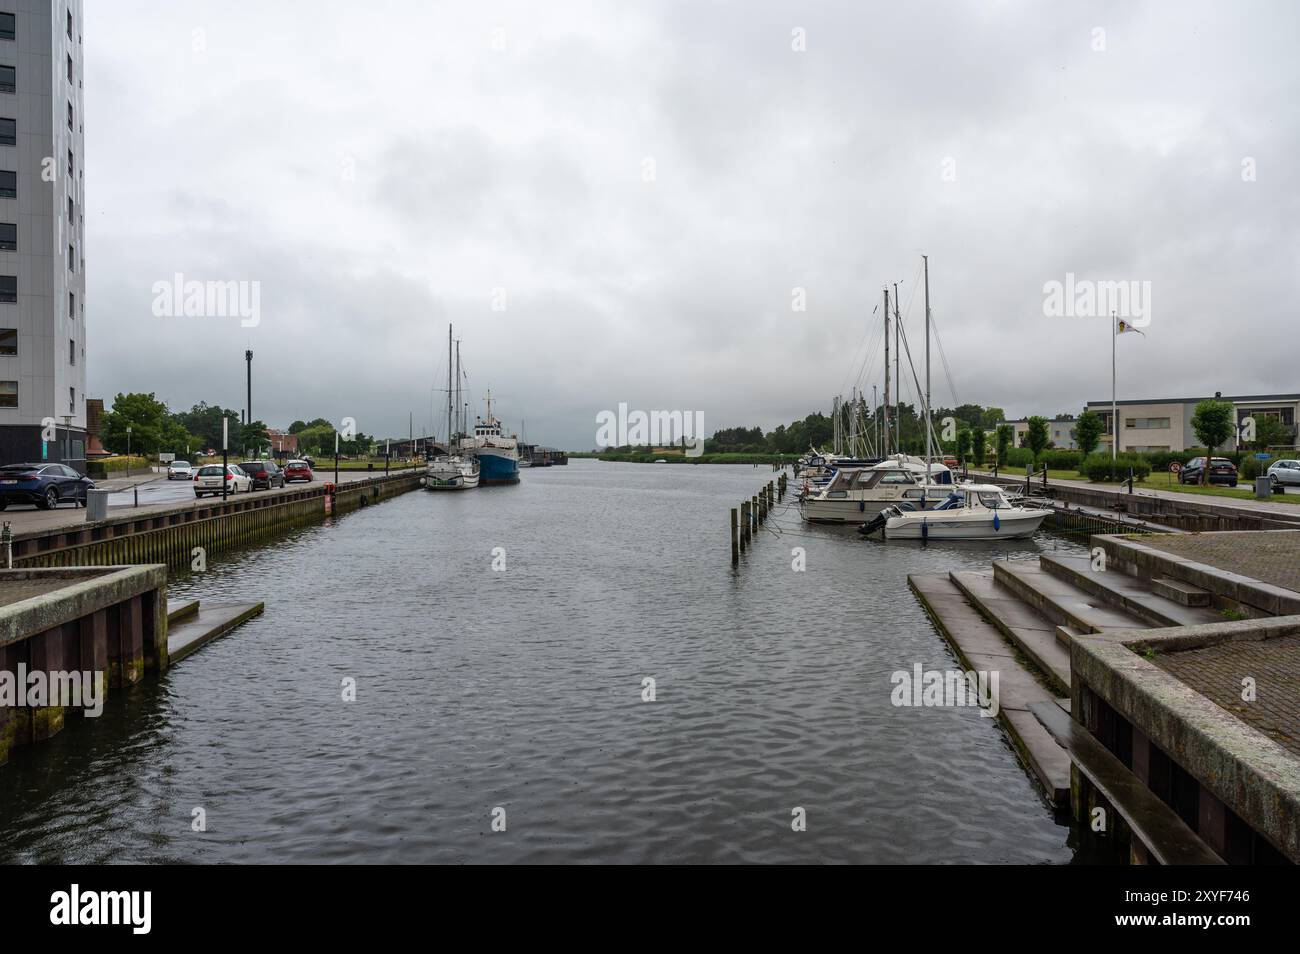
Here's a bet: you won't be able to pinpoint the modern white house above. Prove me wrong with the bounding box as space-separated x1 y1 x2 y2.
0 0 86 469
1085 393 1300 453
1001 417 1079 450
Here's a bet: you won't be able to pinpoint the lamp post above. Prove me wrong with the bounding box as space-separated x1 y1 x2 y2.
62 414 72 466
126 426 132 477
222 416 229 501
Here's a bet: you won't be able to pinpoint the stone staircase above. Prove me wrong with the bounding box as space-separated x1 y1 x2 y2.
165 597 264 663
910 545 1224 805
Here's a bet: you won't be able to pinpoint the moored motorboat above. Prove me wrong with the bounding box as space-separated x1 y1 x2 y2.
801 454 954 523
858 484 1049 540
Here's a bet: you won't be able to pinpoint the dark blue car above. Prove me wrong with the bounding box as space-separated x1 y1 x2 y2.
0 462 95 510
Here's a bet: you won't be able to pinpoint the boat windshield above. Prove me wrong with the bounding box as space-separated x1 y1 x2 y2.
978 491 1011 509
877 469 914 484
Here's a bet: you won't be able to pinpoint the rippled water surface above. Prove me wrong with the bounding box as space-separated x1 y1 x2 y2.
0 461 1087 863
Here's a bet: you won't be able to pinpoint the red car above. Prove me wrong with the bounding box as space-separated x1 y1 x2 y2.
283 459 313 483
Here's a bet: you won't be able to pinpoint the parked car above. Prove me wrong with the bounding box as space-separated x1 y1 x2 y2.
1179 456 1238 487
194 464 252 497
1266 459 1300 490
167 460 194 480
238 459 285 490
0 463 95 510
283 459 313 483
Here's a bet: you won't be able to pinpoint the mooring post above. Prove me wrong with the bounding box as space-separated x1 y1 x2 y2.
2 520 9 569
730 508 739 564
740 502 749 549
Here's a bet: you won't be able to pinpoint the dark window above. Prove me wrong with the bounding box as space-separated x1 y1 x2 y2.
0 328 14 354
68 244 74 271
69 338 75 365
0 223 14 251
67 11 72 39
0 380 15 408
67 55 73 84
0 14 14 42
67 195 73 222
69 387 74 413
69 291 75 317
0 275 13 303
67 149 73 176
0 118 14 146
0 66 13 94
67 101 73 131
0 170 13 198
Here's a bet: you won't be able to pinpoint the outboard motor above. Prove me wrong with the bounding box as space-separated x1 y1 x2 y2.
858 506 895 537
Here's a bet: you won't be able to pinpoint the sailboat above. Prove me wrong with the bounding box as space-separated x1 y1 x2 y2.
425 324 480 491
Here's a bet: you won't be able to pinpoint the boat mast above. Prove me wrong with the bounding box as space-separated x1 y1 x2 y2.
893 281 901 455
446 324 453 455
455 339 462 443
883 286 891 457
923 254 932 482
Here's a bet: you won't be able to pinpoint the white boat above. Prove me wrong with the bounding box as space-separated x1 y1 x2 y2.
801 454 954 523
425 322 480 491
863 484 1049 540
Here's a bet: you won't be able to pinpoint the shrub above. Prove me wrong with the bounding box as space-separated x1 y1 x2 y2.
1082 453 1151 482
1241 455 1276 480
1040 449 1083 471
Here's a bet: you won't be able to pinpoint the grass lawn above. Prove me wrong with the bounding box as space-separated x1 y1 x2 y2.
973 466 1298 504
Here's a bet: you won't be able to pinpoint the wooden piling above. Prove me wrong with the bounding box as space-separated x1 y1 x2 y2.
730 508 739 564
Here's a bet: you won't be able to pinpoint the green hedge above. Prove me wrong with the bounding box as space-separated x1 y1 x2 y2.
1082 453 1151 482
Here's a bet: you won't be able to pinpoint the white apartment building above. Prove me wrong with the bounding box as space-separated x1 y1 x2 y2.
1086 393 1300 453
0 0 86 469
1002 417 1079 450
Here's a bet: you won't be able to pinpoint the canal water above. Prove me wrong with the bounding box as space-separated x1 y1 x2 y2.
0 460 1088 863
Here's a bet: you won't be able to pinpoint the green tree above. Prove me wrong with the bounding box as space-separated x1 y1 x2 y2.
1073 408 1105 457
102 392 174 456
1026 416 1049 467
239 420 271 456
995 424 1013 468
972 428 987 467
1247 413 1290 451
1190 400 1236 485
956 427 971 466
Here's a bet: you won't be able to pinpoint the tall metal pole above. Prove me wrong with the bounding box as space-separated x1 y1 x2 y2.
1111 311 1117 461
923 255 932 482
446 324 453 454
893 281 901 454
883 287 891 457
221 417 228 500
245 350 253 426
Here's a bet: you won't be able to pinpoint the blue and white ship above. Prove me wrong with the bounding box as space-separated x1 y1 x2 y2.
460 391 520 485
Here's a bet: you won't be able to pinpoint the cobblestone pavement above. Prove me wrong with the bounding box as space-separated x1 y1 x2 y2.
1153 633 1300 758
1140 532 1300 595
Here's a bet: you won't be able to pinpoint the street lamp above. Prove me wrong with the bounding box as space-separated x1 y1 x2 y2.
126 426 132 477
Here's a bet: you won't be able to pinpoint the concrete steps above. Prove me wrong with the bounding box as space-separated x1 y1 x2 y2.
950 570 1071 696
1151 575 1211 607
1037 553 1222 629
166 598 200 625
168 601 264 663
992 558 1148 634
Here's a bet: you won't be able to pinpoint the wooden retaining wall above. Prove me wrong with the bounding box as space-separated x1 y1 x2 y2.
8 472 423 570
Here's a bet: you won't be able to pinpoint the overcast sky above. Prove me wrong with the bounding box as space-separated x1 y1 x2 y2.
85 1 1300 449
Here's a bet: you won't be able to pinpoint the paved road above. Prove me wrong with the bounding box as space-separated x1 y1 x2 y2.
0 465 420 537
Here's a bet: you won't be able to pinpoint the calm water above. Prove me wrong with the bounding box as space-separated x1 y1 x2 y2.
0 460 1087 863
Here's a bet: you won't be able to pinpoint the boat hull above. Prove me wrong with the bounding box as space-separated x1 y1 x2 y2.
882 510 1048 540
473 447 520 485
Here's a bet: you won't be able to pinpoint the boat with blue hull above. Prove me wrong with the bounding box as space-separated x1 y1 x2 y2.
462 391 520 485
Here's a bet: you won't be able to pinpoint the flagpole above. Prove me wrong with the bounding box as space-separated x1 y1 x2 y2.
1111 311 1117 461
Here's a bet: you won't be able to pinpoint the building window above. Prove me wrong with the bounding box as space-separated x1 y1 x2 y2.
0 381 16 408
67 55 73 84
67 101 73 131
67 10 73 39
0 275 13 303
68 244 74 271
0 118 14 146
0 66 13 94
69 291 75 318
68 149 73 177
67 195 73 223
0 328 14 354
1125 417 1171 429
69 387 75 413
0 170 13 198
0 222 14 251
0 14 14 42
69 338 75 365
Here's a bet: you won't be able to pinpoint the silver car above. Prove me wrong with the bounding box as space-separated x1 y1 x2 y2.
167 460 194 480
1266 459 1300 489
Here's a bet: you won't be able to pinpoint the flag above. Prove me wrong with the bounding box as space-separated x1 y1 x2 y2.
1116 318 1145 336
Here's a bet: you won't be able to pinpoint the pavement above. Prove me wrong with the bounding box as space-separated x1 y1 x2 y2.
971 469 1300 517
0 465 418 538
1139 531 1300 595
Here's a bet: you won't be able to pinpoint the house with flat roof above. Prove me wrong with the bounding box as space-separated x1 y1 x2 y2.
1084 392 1299 453
1000 417 1078 450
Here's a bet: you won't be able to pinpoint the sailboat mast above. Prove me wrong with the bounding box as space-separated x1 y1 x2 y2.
455 340 462 442
446 324 453 453
883 286 891 457
923 254 932 480
893 281 901 454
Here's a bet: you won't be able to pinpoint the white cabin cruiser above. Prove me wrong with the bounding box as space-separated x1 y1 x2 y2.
800 454 954 523
860 483 1048 540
